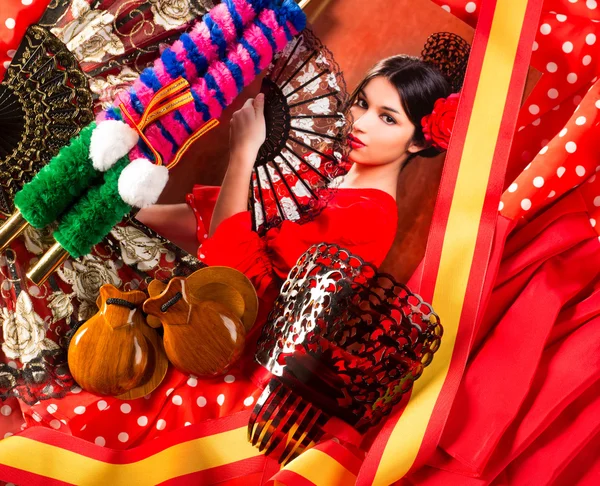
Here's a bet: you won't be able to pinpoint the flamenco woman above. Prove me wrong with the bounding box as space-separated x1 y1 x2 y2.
9 44 457 478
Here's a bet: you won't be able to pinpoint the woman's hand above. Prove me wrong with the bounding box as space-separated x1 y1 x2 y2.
229 93 266 164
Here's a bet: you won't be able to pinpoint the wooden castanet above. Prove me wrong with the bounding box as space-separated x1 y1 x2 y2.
143 277 247 377
117 322 169 400
68 285 150 396
186 266 259 332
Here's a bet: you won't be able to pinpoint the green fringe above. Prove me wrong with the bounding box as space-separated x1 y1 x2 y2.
54 157 132 258
14 122 102 228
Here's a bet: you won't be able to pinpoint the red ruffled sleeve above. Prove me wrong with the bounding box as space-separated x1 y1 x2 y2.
195 187 398 304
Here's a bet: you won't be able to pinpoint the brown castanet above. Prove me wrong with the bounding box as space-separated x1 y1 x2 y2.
68 285 150 396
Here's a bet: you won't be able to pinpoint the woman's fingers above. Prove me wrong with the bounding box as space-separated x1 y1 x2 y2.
254 93 265 117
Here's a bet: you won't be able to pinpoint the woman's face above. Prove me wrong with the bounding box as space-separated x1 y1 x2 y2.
348 76 422 166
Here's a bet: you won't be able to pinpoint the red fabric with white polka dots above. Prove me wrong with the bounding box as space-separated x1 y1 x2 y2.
434 0 600 233
0 0 51 79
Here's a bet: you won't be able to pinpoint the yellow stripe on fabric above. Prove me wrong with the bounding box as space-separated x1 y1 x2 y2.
0 427 261 485
372 1 528 484
283 448 356 486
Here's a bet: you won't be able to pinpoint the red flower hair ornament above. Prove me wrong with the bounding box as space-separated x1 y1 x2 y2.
421 92 460 151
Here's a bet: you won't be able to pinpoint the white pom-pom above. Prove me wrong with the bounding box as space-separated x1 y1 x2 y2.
90 120 139 171
118 158 169 208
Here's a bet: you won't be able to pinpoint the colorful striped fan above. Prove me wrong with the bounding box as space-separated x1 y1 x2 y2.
250 27 351 235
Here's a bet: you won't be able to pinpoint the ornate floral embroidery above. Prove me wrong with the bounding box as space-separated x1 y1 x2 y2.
57 255 122 320
47 291 74 324
51 0 125 64
22 225 55 256
88 67 140 111
150 0 198 30
110 225 176 272
1 292 60 363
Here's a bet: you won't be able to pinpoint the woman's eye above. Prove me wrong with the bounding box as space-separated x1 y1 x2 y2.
356 98 367 108
381 114 396 125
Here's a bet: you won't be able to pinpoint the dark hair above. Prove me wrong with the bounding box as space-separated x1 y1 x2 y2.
348 55 452 166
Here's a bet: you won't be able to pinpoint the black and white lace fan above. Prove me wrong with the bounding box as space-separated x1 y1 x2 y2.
250 27 351 235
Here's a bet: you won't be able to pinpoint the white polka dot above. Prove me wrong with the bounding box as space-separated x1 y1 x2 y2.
576 116 587 125
465 2 476 13
217 394 225 406
521 199 532 211
203 233 208 239
548 191 556 198
594 196 600 207
224 374 235 383
596 100 600 109
532 41 539 51
185 422 192 426
1 405 12 416
157 419 167 430
22 0 33 5
589 175 597 183
187 376 198 387
548 89 559 99
533 176 545 188
557 167 566 178
508 183 518 193
118 432 129 443
46 404 58 414
532 118 541 126
518 126 525 132
591 218 597 227
576 166 586 176
5 19 15 30
243 396 255 407
71 386 82 394
197 396 207 407
32 412 42 422
587 0 597 9
559 128 568 137
567 73 578 84
199 254 206 259
4 432 13 438
553 104 561 111
583 55 592 66
529 104 540 115
540 145 549 154
566 141 577 153
74 406 86 415
540 24 551 35
120 403 132 414
556 14 568 22
50 419 61 430
441 5 451 12
97 400 108 411
95 436 106 447
568 0 578 3
166 388 174 396
562 42 574 53
7 361 17 369
525 163 532 171
172 395 183 405
587 33 597 45
137 415 148 426
144 394 152 400
2 61 9 69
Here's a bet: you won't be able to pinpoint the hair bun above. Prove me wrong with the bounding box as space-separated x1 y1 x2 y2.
421 32 470 93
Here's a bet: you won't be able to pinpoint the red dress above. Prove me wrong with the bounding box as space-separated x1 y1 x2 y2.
18 185 398 451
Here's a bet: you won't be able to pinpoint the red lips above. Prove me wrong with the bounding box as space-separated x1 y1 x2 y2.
348 133 366 150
